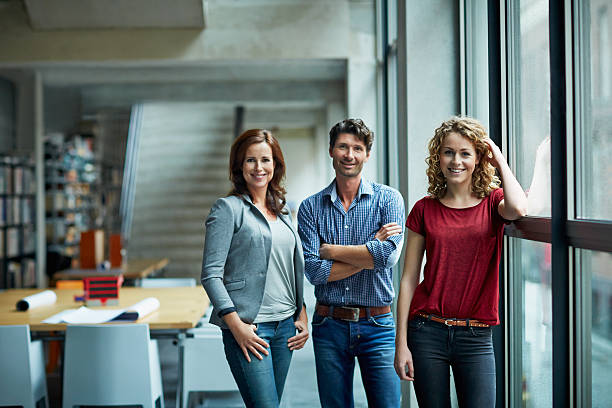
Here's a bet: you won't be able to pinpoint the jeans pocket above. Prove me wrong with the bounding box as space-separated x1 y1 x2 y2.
369 312 395 328
408 319 425 332
311 313 329 327
469 326 492 337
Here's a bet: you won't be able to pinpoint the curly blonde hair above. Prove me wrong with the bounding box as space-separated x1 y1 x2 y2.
426 116 501 199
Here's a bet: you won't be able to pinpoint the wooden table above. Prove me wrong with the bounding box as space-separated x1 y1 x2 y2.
1 286 210 408
53 258 170 281
0 286 208 332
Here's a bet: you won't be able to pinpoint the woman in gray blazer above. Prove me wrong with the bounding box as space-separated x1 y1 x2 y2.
201 129 308 408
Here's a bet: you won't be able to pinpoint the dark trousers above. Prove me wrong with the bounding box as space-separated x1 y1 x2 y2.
408 316 496 408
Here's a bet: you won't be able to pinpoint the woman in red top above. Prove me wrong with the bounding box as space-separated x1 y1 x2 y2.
394 117 527 407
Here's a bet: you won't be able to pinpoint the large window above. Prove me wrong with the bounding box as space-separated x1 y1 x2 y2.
578 249 612 407
507 2 554 405
578 1 612 220
513 0 552 217
504 0 612 407
514 239 553 406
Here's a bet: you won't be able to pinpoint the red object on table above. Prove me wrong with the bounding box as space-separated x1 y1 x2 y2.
82 275 124 306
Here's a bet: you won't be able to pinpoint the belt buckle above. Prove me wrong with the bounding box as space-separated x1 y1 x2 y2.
340 307 360 322
444 319 454 326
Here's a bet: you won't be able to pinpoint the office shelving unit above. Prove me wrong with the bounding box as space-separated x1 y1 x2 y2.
44 131 123 268
0 154 36 289
45 133 99 263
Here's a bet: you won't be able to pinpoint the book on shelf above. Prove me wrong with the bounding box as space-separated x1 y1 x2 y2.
0 165 5 194
7 261 22 288
4 197 11 224
0 162 12 194
22 258 36 287
13 167 23 194
23 167 35 194
0 197 4 226
6 259 35 288
23 198 33 224
11 197 20 224
23 225 35 254
7 227 18 257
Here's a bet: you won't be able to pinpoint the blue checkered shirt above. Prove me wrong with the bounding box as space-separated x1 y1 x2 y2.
297 179 405 306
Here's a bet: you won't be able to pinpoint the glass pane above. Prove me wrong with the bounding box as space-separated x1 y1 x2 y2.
519 239 553 407
578 1 612 220
579 249 612 407
517 0 551 217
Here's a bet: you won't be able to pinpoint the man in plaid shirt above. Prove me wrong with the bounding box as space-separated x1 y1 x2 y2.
298 119 405 407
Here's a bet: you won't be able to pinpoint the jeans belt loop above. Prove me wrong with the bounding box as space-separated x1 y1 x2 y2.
329 305 335 317
466 318 470 328
365 307 371 320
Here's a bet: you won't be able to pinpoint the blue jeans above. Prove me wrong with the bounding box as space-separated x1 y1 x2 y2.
312 311 400 408
408 316 496 408
222 316 295 408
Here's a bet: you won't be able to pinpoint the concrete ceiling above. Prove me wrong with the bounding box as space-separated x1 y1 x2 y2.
38 59 347 86
23 0 207 29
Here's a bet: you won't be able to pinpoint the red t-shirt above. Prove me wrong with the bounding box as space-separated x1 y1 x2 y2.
405 188 508 326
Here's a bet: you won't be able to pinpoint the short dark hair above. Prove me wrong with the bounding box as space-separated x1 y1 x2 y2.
329 119 374 152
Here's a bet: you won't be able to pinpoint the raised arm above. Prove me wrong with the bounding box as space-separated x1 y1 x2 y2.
394 229 425 381
297 201 360 284
484 138 528 220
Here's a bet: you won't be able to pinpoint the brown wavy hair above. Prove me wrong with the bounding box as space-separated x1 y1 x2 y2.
426 116 501 199
229 129 288 215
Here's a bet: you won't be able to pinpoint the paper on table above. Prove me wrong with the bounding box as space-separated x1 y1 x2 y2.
42 308 78 324
112 297 160 321
63 307 125 324
16 290 57 311
41 297 161 324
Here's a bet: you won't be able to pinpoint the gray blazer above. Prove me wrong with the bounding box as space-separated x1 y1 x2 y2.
201 194 305 328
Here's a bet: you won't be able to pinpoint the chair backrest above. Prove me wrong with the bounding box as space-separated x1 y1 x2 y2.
63 324 153 405
0 325 35 404
183 334 237 392
140 278 196 288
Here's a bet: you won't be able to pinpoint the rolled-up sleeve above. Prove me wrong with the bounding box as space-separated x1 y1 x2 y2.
297 200 333 285
201 199 236 313
364 189 405 270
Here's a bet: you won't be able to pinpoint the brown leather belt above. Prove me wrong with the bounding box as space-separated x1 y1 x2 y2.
316 304 391 322
417 312 490 328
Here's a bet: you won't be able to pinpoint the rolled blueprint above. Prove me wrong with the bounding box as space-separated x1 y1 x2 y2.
16 290 57 311
113 297 161 321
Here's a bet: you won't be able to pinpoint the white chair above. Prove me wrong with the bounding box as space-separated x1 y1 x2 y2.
177 305 237 407
180 331 238 408
0 325 49 408
62 324 164 408
140 278 196 288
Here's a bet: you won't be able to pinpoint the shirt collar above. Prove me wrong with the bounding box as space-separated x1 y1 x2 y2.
323 178 373 203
